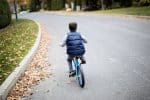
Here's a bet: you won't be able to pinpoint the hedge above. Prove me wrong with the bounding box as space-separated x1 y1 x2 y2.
0 0 11 29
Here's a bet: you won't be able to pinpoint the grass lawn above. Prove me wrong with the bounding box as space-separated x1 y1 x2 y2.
0 19 38 85
95 6 150 16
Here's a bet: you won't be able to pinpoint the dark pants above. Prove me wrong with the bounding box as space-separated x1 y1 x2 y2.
67 55 85 72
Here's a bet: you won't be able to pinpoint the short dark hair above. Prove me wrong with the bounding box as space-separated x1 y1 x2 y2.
69 22 77 32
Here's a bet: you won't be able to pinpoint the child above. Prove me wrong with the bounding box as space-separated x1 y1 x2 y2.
61 22 87 77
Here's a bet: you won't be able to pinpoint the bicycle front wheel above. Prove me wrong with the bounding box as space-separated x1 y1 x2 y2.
77 67 85 88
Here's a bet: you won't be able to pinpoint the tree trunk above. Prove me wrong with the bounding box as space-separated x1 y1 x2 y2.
100 0 104 10
14 0 18 20
81 0 86 8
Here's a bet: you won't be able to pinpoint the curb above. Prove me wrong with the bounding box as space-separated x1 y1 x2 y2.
0 20 41 100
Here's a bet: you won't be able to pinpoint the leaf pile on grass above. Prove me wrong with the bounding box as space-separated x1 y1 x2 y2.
7 26 51 100
96 6 150 16
0 19 38 85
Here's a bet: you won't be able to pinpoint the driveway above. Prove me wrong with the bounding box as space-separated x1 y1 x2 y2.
20 12 150 100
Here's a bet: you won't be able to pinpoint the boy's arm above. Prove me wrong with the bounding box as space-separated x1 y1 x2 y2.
81 35 88 43
60 35 67 47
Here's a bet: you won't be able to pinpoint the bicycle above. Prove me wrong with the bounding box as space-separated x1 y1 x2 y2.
70 56 85 88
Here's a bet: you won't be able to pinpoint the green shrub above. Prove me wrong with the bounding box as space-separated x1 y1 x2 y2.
120 0 133 7
0 0 11 29
42 0 64 10
51 0 64 10
29 0 41 12
43 0 52 10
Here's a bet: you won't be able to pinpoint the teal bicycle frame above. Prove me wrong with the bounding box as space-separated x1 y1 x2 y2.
72 57 85 88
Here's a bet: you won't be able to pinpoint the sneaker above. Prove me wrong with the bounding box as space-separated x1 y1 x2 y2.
81 59 86 64
69 70 76 77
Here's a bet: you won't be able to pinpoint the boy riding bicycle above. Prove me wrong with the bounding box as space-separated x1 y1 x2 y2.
61 22 87 77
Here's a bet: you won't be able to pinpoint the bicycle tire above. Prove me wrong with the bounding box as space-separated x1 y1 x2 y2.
77 67 85 88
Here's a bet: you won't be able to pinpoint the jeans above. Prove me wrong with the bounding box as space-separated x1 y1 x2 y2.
67 55 85 72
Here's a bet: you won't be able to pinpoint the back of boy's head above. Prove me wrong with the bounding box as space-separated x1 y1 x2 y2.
69 22 77 32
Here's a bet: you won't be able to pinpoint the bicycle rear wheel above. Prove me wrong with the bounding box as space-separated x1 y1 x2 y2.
77 67 85 88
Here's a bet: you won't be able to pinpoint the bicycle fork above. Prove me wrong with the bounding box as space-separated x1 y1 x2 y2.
73 58 80 77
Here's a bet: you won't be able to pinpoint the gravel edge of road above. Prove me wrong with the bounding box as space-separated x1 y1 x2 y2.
7 25 51 100
0 20 41 100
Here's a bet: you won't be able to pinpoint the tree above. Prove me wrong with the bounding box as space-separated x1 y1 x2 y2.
50 0 64 10
119 0 132 7
18 0 31 11
42 0 52 10
104 0 113 8
84 0 99 10
0 0 12 29
139 0 150 6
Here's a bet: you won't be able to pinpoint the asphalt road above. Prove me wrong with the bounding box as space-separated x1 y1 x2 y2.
20 12 150 100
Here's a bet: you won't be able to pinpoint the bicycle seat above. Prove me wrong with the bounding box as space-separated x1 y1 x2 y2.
75 56 86 64
75 56 81 59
